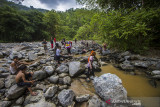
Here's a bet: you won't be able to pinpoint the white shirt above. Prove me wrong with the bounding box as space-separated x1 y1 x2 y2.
56 49 61 56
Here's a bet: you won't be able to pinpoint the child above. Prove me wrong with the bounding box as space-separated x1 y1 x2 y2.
15 65 37 96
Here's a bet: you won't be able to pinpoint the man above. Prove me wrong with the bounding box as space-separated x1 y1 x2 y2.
15 65 37 96
51 37 53 49
10 56 30 75
42 39 47 53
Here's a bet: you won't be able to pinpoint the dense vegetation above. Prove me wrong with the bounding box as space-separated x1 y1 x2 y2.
0 0 160 53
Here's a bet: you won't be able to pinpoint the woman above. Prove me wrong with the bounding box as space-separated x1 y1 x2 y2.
87 51 96 81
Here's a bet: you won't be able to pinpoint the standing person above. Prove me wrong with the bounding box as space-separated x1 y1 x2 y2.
54 37 56 44
10 56 30 75
65 41 71 55
42 39 47 53
87 51 96 81
103 43 107 51
86 42 88 47
15 65 37 96
75 39 77 44
51 37 53 49
56 46 61 64
54 43 59 59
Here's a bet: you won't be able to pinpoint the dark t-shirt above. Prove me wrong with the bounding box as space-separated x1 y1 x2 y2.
51 40 53 44
42 41 47 45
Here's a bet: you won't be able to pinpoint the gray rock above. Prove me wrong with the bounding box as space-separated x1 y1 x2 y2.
120 60 134 71
16 96 25 105
133 61 151 68
24 90 43 105
29 62 40 68
44 86 58 98
59 73 68 78
39 59 46 64
48 75 59 84
59 85 68 91
93 73 127 101
0 79 4 89
56 65 69 73
0 52 4 58
152 70 160 75
5 75 16 88
33 70 47 80
88 95 102 107
28 52 37 61
35 84 46 91
58 89 75 106
9 51 22 59
0 68 9 73
63 76 71 85
152 75 160 79
0 73 10 78
92 61 101 71
69 61 85 77
44 66 55 76
156 62 160 69
76 94 90 102
7 84 26 100
0 101 11 107
102 50 110 55
121 51 130 57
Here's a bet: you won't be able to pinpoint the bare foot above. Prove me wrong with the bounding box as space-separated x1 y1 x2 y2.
31 92 38 96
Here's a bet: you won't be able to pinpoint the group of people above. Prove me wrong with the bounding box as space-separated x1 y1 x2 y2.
9 38 99 96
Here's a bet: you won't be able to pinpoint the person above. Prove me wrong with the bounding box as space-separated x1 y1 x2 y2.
65 41 71 55
100 46 103 55
70 41 72 46
54 43 59 59
15 65 37 96
75 39 77 44
86 42 88 47
103 43 107 51
56 46 62 64
10 56 30 75
54 37 56 44
42 39 47 53
51 37 53 49
86 51 96 81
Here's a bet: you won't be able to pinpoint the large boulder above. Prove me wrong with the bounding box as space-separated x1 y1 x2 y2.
5 75 16 88
0 101 11 107
33 70 47 80
69 61 85 77
48 75 59 84
56 65 69 73
58 89 75 106
44 86 58 98
93 73 127 101
133 61 151 68
44 66 55 76
6 84 26 100
28 52 37 61
120 60 134 71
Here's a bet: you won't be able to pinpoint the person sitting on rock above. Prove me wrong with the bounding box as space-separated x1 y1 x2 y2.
87 51 96 81
10 56 30 75
16 65 37 96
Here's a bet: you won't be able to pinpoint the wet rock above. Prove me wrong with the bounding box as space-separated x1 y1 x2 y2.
0 101 11 107
44 66 55 76
58 89 75 106
63 76 71 85
5 75 16 88
152 75 160 79
7 84 26 100
24 90 43 105
28 52 37 61
152 70 160 75
76 94 90 102
93 73 127 101
44 86 58 98
148 80 157 88
16 96 25 105
56 65 69 73
88 95 102 107
33 70 47 80
48 75 59 84
69 61 85 77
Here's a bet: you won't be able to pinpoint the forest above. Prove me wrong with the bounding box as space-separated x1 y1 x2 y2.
0 0 160 53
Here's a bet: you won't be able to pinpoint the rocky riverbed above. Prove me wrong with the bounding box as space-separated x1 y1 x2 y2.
0 41 160 107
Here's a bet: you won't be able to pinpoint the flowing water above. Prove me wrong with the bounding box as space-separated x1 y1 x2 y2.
71 53 160 107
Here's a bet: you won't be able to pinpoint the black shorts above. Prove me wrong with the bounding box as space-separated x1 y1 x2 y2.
67 48 71 54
